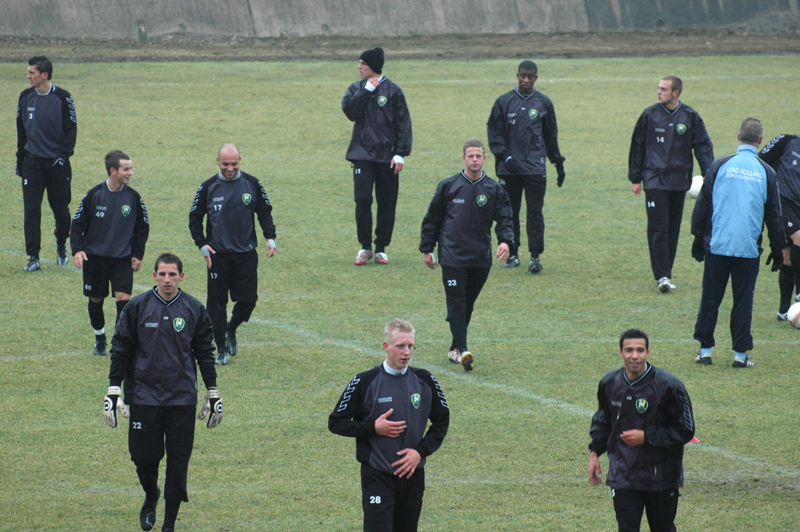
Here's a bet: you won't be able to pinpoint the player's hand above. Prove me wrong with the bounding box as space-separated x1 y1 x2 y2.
266 239 276 258
620 429 645 447
766 249 783 272
555 160 566 187
504 156 520 175
391 159 404 175
131 257 142 272
588 452 602 486
374 408 406 438
691 237 705 262
202 245 216 269
74 251 88 269
103 386 129 428
392 448 421 479
198 389 223 428
424 253 437 269
496 243 510 262
15 165 21 177
368 76 381 87
631 183 642 196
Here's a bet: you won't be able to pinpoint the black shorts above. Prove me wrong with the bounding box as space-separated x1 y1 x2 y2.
780 196 800 240
82 255 133 298
206 250 259 305
360 463 425 532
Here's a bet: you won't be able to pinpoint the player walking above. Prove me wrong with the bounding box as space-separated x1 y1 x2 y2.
16 55 77 272
488 60 566 274
71 150 149 356
189 144 276 365
420 138 514 371
629 75 714 293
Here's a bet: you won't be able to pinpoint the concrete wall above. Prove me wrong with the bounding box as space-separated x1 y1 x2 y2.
584 0 798 30
0 0 794 38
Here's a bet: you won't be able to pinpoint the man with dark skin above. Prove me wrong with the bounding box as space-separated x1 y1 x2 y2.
488 60 565 274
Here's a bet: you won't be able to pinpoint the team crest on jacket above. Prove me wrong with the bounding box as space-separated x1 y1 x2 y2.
476 195 487 207
377 95 388 107
411 393 421 409
242 193 252 205
173 317 185 332
121 205 131 217
635 398 649 413
528 109 538 120
676 123 687 135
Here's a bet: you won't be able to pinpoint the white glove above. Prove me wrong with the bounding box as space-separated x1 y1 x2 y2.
103 386 130 428
198 389 223 429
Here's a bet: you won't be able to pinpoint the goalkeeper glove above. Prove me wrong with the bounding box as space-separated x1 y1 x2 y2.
198 389 223 428
103 386 129 428
691 237 705 262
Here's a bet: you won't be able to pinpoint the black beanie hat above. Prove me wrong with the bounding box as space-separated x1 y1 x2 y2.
359 47 384 75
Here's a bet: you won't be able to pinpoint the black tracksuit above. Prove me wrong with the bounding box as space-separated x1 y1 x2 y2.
329 362 449 532
343 76 412 251
629 102 714 281
420 170 513 352
189 171 276 348
110 287 217 504
17 84 77 257
488 88 564 257
590 363 695 532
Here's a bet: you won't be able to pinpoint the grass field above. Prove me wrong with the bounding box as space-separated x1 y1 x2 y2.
1 54 800 531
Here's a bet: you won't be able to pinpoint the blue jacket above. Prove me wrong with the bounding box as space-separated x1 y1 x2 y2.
692 144 785 258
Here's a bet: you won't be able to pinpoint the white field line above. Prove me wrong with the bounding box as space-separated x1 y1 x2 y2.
252 317 800 481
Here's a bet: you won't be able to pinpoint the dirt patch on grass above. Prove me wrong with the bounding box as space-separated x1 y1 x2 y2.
1 30 799 63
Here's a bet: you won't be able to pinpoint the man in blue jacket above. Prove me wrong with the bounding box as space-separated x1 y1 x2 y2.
691 118 786 368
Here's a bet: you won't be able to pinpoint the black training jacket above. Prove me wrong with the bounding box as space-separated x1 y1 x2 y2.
109 288 217 406
629 102 714 191
71 182 149 260
420 171 514 268
329 363 449 475
189 171 275 254
342 77 412 163
760 134 800 206
589 364 695 491
487 88 564 176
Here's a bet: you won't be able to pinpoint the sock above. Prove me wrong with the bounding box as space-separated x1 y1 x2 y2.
375 246 385 254
779 265 794 313
734 351 747 362
790 245 800 297
215 334 227 353
448 318 468 352
227 317 243 334
115 300 129 326
163 499 181 530
88 300 105 331
700 347 712 358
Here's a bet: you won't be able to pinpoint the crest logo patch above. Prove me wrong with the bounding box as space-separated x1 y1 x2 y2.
377 95 388 107
242 193 252 205
676 123 687 135
529 109 538 120
635 398 649 413
173 318 185 332
476 195 487 207
411 393 421 409
121 205 131 217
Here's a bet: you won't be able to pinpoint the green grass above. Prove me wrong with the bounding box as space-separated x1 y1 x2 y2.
1 55 800 531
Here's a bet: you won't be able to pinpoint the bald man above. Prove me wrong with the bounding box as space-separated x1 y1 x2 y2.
189 144 277 365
